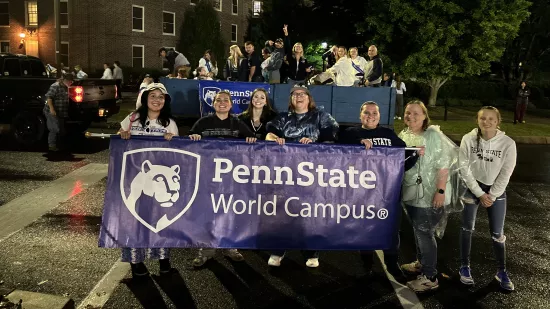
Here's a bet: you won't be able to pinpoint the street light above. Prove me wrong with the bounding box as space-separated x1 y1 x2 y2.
321 42 327 49
19 33 26 38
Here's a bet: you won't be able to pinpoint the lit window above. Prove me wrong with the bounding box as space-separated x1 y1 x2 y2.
26 1 38 27
132 5 144 32
253 1 262 16
163 11 175 35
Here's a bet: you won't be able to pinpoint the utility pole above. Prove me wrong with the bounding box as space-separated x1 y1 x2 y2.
54 0 61 77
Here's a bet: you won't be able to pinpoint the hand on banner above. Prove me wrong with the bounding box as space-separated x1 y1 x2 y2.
432 192 445 208
299 137 313 144
479 194 493 208
164 133 175 141
246 137 257 143
417 146 426 156
189 134 202 141
119 130 131 140
360 139 373 149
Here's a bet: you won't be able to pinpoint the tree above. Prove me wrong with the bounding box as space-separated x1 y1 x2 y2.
362 0 530 106
178 0 225 77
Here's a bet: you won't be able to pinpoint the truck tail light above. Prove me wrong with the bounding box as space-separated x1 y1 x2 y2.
69 86 84 103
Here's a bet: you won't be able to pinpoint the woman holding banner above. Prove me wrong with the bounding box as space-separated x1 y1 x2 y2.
338 101 418 280
118 83 179 278
265 84 339 268
238 88 278 140
398 100 457 293
189 90 257 267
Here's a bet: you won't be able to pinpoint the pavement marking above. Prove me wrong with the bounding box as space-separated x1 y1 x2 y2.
375 250 424 309
77 260 130 309
0 163 108 242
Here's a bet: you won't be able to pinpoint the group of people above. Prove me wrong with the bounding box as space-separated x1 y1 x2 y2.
116 80 517 294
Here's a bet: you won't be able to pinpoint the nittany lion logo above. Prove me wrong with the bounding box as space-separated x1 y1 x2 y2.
202 86 221 107
120 148 200 233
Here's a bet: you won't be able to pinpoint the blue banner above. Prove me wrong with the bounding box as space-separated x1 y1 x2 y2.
99 136 405 250
198 80 272 116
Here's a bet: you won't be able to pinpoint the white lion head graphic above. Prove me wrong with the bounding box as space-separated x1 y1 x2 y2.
202 87 221 106
120 148 200 233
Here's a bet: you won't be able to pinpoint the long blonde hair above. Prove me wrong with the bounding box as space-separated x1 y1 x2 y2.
336 46 348 62
229 45 243 67
293 43 304 59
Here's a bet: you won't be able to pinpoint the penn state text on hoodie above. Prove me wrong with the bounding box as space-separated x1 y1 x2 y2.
459 128 517 201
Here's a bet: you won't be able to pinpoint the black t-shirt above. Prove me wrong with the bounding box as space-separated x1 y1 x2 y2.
238 110 278 140
247 51 263 80
190 114 255 138
339 126 418 171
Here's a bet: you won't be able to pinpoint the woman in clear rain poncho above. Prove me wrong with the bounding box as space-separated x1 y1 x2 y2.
398 100 459 293
265 83 339 268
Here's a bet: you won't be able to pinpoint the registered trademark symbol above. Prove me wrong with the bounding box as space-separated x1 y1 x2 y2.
377 208 389 219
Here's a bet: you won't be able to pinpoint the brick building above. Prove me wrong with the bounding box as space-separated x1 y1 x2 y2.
0 0 263 74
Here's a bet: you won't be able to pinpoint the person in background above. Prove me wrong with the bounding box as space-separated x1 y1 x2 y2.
118 83 178 279
264 38 284 83
383 73 393 87
392 74 407 120
326 46 356 87
43 73 74 152
245 41 264 82
176 67 190 79
194 66 213 80
284 24 311 85
101 63 113 79
113 61 123 100
261 48 273 83
198 49 218 78
265 84 339 268
398 100 455 293
74 65 88 79
224 45 248 82
238 88 278 140
158 47 191 76
136 74 154 109
338 101 419 282
514 81 530 124
189 90 256 267
322 45 338 70
458 106 516 291
349 47 368 86
364 45 383 87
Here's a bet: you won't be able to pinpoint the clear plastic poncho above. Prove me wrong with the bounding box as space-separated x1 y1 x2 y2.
399 125 467 238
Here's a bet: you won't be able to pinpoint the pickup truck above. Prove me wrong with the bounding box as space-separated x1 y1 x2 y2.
0 53 119 146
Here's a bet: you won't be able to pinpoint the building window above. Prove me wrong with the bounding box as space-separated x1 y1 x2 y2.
25 1 38 27
253 1 261 16
232 0 238 15
60 42 69 66
231 24 237 42
132 5 144 32
0 41 8 53
132 45 144 68
60 0 68 27
0 1 9 26
213 0 221 11
163 11 175 35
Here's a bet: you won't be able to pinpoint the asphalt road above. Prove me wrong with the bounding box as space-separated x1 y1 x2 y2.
0 135 548 309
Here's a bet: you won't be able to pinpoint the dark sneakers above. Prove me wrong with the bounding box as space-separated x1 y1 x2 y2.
159 258 172 274
130 262 149 277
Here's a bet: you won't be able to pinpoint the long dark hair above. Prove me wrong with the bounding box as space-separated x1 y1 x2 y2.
132 90 174 128
395 74 402 90
242 88 276 121
205 49 217 67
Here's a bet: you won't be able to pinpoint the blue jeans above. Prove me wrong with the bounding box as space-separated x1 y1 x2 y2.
460 187 507 270
406 205 444 277
44 110 65 147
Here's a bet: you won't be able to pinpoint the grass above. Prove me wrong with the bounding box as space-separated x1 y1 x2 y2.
394 106 550 137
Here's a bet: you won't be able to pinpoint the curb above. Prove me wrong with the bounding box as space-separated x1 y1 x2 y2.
4 290 74 309
446 134 550 145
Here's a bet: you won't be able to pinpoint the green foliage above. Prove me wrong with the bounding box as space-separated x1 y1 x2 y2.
363 0 531 90
178 0 225 76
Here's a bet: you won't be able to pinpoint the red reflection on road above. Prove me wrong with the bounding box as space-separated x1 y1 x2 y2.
70 180 83 197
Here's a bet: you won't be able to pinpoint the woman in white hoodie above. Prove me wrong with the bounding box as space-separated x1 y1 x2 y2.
325 46 356 87
458 106 517 291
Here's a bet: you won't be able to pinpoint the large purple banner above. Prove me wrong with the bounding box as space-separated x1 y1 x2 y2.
99 136 405 250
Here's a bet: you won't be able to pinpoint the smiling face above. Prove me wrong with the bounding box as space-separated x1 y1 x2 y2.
213 92 232 114
294 43 303 54
251 90 267 109
204 52 211 60
477 109 500 134
291 90 310 113
360 104 380 129
404 103 427 132
337 47 346 58
349 48 358 58
147 89 165 112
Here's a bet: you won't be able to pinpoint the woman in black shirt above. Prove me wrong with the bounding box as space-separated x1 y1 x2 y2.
238 88 278 140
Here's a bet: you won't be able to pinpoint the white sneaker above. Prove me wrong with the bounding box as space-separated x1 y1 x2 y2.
407 274 439 292
268 254 284 267
306 258 319 268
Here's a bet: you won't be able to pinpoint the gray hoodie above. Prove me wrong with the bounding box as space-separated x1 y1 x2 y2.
459 128 517 201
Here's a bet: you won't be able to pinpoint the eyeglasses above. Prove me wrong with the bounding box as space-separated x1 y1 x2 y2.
292 92 307 98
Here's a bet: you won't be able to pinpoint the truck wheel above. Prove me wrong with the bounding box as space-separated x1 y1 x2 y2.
12 112 46 146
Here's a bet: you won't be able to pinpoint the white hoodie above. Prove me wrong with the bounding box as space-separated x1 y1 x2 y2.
459 128 517 201
326 57 356 86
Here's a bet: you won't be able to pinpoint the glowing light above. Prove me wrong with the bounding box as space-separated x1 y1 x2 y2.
19 33 26 38
321 42 328 49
